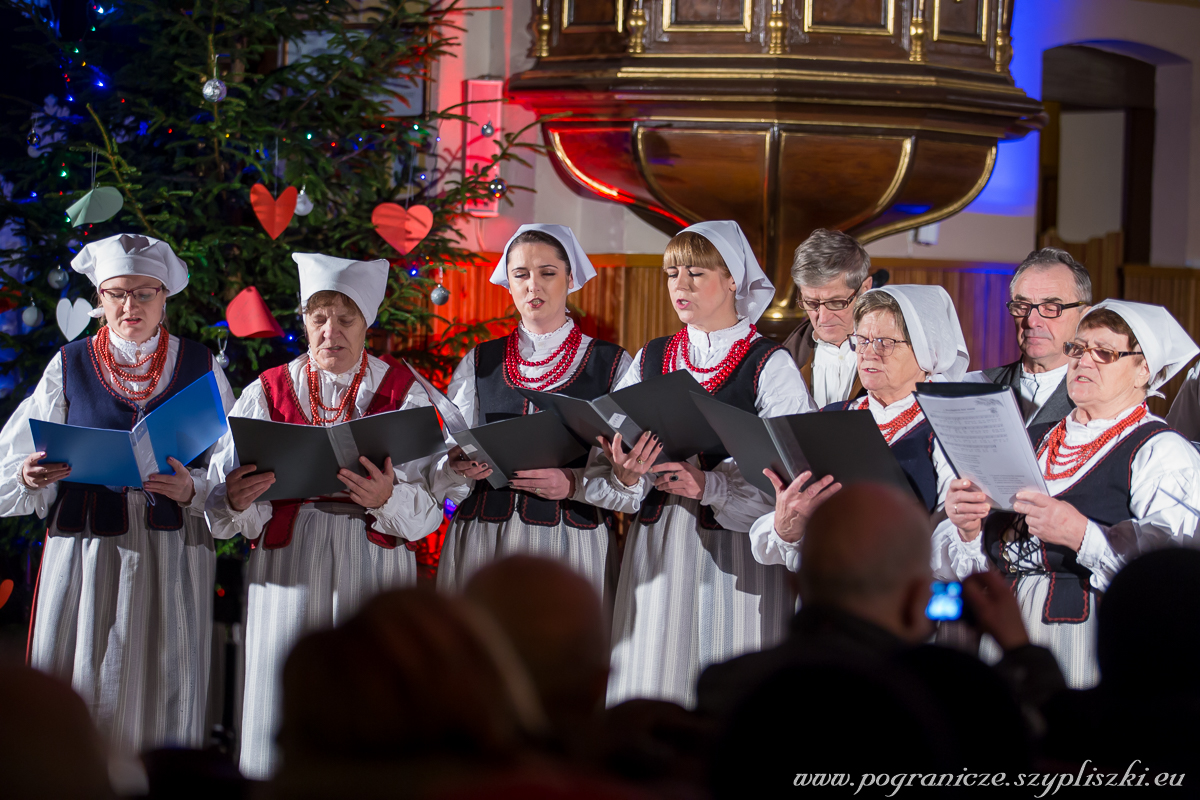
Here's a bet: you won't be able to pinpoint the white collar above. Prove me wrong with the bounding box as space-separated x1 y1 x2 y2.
686 317 752 350
865 392 918 415
518 318 575 353
1066 402 1146 434
1021 363 1069 383
106 326 162 362
306 350 368 385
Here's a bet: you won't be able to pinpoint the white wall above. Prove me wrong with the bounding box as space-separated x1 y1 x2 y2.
1057 110 1126 242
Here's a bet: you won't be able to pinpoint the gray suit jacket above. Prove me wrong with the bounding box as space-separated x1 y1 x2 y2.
983 360 1073 445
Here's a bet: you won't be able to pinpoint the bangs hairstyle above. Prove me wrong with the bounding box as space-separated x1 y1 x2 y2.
853 291 910 342
663 231 731 277
303 290 364 322
1078 308 1163 388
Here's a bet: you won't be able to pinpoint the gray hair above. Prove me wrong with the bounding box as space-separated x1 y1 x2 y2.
853 290 911 342
1009 247 1093 304
791 229 871 291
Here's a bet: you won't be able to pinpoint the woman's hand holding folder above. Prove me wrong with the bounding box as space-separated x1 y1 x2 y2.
765 469 840 543
599 432 662 489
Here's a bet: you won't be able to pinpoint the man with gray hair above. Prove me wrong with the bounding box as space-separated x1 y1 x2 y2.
981 247 1091 444
782 229 873 406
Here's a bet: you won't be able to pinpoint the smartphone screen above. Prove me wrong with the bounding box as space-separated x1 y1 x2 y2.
925 581 964 621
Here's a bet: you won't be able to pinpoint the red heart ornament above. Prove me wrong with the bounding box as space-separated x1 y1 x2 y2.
0 579 12 611
226 286 285 338
250 184 298 240
372 203 433 255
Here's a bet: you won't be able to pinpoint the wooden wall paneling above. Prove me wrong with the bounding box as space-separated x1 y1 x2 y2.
571 264 626 344
933 0 988 44
872 259 1021 372
1123 264 1200 416
620 266 683 353
1041 230 1124 303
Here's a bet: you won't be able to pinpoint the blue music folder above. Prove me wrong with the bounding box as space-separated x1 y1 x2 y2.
30 372 228 487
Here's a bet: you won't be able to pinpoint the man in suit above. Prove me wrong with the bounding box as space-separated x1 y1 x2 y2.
982 248 1091 444
781 229 872 407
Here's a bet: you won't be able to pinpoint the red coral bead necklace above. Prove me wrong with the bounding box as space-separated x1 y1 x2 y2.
307 349 370 425
96 324 170 402
856 395 924 444
504 323 583 391
664 323 757 392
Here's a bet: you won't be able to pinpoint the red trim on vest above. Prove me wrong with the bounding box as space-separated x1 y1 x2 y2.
258 357 417 550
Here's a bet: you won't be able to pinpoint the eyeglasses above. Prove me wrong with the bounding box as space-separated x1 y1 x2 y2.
801 290 860 312
847 334 911 357
1006 300 1086 319
1063 341 1143 364
99 286 165 304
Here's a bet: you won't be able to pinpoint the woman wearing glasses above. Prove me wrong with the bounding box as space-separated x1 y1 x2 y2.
748 285 967 572
600 221 816 708
0 234 235 758
937 300 1200 688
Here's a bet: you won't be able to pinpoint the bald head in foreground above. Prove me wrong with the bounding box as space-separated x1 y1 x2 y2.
697 483 934 718
798 483 934 642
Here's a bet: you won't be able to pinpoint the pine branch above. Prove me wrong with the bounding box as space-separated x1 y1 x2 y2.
85 104 163 239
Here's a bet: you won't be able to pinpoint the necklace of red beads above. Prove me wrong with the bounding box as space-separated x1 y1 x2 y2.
307 350 370 425
1038 404 1148 481
664 324 757 392
856 396 924 445
96 324 170 402
504 324 583 391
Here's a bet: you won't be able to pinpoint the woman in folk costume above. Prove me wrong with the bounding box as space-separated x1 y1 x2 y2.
599 221 816 708
749 285 966 572
937 300 1200 688
0 233 236 756
205 253 453 779
438 224 632 600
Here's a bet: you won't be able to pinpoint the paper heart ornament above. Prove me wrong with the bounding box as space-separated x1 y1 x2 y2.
372 203 433 255
250 184 297 240
56 297 94 341
0 579 11 610
226 286 284 338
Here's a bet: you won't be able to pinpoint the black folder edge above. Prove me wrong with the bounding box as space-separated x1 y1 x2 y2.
456 413 588 490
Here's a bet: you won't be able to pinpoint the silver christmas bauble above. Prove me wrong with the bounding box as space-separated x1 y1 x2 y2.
430 284 451 306
27 129 41 148
481 121 494 137
21 305 43 327
294 188 314 216
47 267 69 289
215 352 230 369
202 78 228 103
487 177 507 198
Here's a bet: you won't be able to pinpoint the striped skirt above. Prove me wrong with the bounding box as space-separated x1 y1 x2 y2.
436 514 615 605
29 493 215 757
238 506 419 780
606 496 794 709
979 572 1100 689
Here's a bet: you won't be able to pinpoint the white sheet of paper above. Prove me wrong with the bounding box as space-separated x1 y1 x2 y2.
405 359 469 436
916 388 1049 510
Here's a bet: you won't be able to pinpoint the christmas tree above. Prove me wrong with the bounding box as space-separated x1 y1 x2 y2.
0 0 536 558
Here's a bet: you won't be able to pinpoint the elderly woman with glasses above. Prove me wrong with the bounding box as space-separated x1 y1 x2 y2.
936 300 1200 688
749 285 966 572
0 234 236 759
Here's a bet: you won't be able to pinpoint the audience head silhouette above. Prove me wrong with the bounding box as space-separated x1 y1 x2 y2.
464 556 609 731
797 482 934 642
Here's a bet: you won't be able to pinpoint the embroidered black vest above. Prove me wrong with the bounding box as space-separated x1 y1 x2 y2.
823 400 939 513
51 334 213 536
636 334 783 530
452 334 626 530
984 420 1171 625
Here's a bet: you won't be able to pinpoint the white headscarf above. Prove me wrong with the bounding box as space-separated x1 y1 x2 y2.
292 253 390 327
71 233 189 296
680 221 775 323
866 285 970 381
490 224 596 294
1084 300 1199 396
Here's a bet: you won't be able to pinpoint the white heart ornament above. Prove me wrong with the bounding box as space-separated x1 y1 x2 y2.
56 298 94 341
